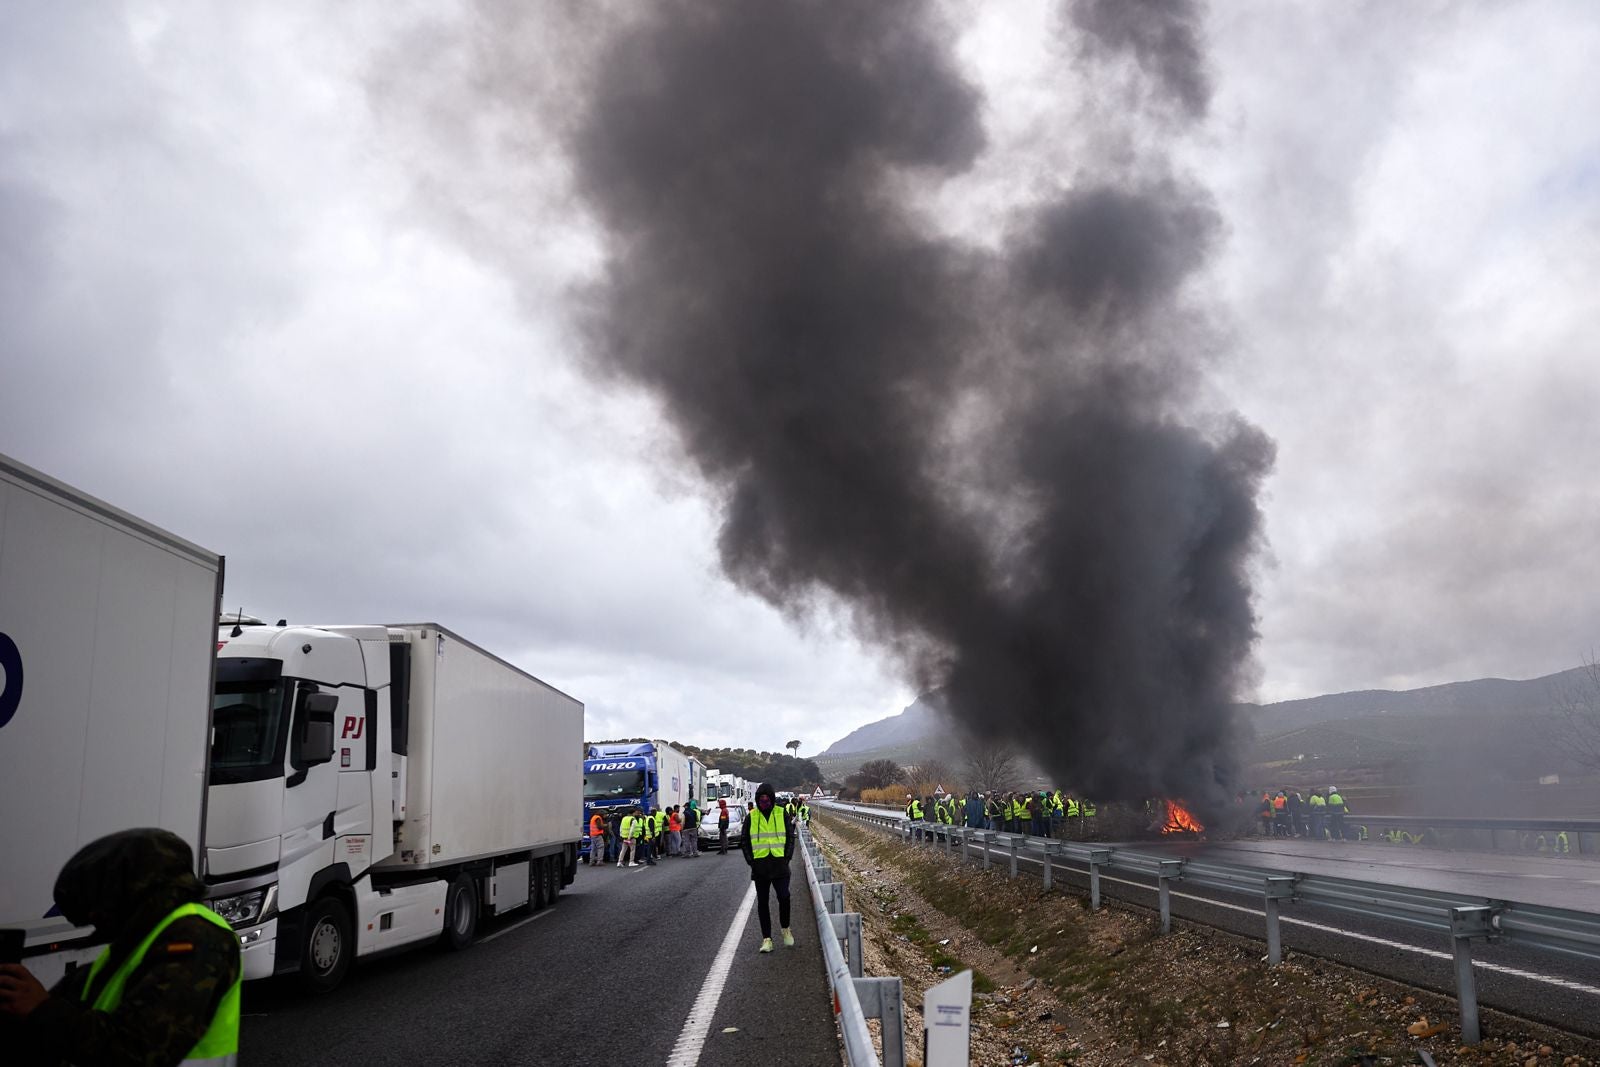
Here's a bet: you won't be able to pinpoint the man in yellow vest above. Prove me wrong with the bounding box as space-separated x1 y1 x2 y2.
0 828 241 1065
618 809 640 867
742 782 798 953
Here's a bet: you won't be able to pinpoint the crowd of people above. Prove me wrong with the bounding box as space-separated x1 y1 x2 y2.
1254 786 1355 840
587 800 703 866
584 794 811 867
904 789 1096 839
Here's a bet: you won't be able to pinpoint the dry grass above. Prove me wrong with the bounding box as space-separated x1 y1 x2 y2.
814 813 1599 1067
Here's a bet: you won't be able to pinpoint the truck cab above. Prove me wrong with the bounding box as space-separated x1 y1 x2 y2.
206 624 395 988
582 744 656 857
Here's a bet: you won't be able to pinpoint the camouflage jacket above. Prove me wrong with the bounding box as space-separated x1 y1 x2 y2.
20 829 242 1067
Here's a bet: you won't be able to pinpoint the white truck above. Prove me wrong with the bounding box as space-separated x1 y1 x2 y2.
687 756 706 809
707 770 754 803
208 622 583 991
0 453 223 985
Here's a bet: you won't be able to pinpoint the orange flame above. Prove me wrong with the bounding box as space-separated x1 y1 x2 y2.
1161 799 1205 834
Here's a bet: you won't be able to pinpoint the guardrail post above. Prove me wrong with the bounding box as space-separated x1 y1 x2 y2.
1039 841 1062 891
959 827 971 864
1157 860 1182 934
820 881 844 915
1007 835 1021 879
944 824 955 856
1450 906 1494 1045
830 912 865 977
854 976 906 1067
1263 876 1294 965
1088 849 1110 910
974 831 995 870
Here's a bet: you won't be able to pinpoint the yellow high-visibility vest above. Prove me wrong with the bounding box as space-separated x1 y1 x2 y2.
82 902 240 1065
749 807 788 858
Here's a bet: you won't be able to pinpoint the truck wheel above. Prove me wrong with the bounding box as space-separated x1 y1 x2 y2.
546 855 561 902
530 858 548 910
298 897 353 994
441 875 478 950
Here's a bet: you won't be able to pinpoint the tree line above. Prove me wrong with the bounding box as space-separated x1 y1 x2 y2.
589 739 825 790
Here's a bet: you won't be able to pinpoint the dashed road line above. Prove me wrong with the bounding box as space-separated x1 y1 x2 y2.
666 882 757 1067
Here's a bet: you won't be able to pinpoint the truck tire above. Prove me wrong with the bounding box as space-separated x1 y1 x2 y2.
547 854 561 901
530 858 548 910
298 896 353 994
441 875 478 950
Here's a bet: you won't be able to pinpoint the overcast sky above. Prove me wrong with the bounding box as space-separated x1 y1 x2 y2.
4 2 1597 755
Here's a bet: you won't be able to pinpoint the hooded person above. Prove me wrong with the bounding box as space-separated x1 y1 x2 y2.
740 782 798 953
0 827 242 1066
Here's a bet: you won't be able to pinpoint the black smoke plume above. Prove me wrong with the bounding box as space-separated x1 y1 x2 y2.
570 1 1273 812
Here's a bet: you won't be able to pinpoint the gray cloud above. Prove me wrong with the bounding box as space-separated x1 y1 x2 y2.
4 2 1598 775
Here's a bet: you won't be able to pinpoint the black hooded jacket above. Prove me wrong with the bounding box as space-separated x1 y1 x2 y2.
19 828 241 1067
739 784 797 879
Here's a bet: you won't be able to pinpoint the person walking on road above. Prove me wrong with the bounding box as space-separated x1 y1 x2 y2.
667 806 683 857
742 782 798 954
0 828 242 1067
718 798 730 855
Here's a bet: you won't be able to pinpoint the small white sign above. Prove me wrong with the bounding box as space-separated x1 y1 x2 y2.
923 969 972 1066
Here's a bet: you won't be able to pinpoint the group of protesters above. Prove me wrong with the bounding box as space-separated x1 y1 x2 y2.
905 789 1096 840
588 798 728 867
1254 786 1352 840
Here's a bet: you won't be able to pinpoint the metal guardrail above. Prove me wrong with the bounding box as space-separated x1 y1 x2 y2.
817 801 1600 1046
841 800 1600 854
798 821 905 1067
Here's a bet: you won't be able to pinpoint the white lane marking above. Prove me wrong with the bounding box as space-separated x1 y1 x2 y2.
477 907 556 944
666 882 758 1067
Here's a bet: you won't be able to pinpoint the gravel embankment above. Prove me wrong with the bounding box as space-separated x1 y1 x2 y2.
813 813 1600 1067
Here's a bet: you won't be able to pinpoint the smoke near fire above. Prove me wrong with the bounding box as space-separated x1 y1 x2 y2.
431 2 1275 812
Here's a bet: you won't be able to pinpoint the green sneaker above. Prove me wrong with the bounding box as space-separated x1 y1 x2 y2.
759 938 774 954
782 928 795 948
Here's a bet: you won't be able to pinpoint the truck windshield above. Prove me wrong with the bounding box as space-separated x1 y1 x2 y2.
583 769 646 800
211 659 290 785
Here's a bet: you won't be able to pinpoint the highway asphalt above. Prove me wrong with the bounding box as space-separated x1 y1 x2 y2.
818 806 1600 1041
239 848 840 1066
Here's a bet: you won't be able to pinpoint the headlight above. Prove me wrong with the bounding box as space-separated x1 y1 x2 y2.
209 884 278 928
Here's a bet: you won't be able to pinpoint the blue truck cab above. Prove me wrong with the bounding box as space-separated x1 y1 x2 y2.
581 740 691 858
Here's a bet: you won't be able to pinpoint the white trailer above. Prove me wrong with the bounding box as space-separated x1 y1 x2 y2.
207 622 582 991
0 454 223 985
687 756 707 809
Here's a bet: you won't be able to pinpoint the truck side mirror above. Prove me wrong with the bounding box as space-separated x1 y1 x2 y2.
296 691 338 767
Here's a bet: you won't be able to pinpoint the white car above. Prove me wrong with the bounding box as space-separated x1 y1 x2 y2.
698 801 748 847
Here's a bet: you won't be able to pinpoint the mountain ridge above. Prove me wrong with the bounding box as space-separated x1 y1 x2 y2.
814 666 1590 766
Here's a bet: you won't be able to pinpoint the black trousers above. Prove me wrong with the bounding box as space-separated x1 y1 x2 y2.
754 870 792 937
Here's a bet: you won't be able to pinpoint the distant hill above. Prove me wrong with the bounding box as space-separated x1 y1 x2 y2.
819 695 947 757
811 668 1590 780
1241 667 1587 737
